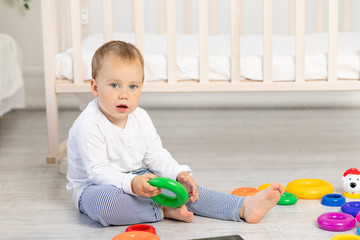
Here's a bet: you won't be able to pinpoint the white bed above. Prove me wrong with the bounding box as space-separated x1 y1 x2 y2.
56 32 360 82
0 34 25 116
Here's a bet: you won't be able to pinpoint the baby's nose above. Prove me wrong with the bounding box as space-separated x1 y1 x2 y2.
350 182 357 188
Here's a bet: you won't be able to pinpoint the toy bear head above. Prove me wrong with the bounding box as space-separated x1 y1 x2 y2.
342 168 360 194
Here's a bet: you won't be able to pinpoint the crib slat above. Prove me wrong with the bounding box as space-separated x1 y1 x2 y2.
342 0 351 32
133 0 145 54
184 0 192 34
41 0 60 163
209 0 218 35
239 0 244 35
263 0 273 83
316 0 324 32
230 0 241 83
167 0 177 83
289 0 295 35
102 0 113 42
59 0 66 52
70 0 83 84
198 0 209 83
157 0 166 34
295 0 305 82
328 0 338 82
65 0 71 49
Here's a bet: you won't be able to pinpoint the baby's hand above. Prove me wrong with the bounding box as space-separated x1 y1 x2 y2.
131 174 162 198
177 172 199 203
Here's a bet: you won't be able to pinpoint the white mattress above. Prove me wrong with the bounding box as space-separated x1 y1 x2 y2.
56 32 360 82
0 34 25 115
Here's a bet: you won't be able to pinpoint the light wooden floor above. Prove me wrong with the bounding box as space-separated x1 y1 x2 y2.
1 108 360 240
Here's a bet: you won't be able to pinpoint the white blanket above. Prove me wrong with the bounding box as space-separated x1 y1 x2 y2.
56 32 360 82
0 34 24 104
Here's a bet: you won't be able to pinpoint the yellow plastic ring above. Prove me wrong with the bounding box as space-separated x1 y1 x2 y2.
344 192 360 199
258 183 285 192
331 234 360 240
286 179 333 199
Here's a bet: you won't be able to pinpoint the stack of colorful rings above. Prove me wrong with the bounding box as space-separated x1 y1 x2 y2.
321 194 346 207
317 212 356 232
277 193 297 205
341 201 360 218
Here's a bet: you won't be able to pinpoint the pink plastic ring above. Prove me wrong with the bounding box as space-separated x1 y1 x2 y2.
357 212 360 222
317 212 356 232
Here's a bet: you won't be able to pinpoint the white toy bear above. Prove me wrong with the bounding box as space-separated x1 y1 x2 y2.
342 168 360 198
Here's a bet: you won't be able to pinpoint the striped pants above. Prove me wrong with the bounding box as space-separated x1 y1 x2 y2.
78 169 245 226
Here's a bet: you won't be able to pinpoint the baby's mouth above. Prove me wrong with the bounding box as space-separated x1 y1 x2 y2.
116 104 128 110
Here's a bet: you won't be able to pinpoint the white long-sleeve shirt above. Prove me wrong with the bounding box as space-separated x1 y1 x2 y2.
66 99 192 208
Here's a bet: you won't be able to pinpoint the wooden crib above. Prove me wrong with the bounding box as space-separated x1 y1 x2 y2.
41 0 359 164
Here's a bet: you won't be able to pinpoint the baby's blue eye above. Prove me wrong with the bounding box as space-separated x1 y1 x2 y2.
130 85 137 89
111 83 118 88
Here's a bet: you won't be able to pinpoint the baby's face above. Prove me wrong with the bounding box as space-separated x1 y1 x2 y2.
343 174 360 194
91 54 143 128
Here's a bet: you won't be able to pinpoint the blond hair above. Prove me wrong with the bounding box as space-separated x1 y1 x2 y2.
91 41 144 81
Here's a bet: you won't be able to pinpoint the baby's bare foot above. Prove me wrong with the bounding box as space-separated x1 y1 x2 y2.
163 205 194 223
239 182 283 223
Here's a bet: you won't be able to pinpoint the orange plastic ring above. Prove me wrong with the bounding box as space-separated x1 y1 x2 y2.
231 187 259 196
112 231 160 240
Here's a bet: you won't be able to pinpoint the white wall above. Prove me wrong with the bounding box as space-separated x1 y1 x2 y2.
1 0 360 109
0 0 79 108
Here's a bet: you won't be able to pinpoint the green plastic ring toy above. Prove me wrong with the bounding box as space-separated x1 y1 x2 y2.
148 177 189 208
277 192 298 205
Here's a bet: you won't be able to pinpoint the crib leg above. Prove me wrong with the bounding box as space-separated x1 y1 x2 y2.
41 0 61 164
45 94 60 164
46 157 56 164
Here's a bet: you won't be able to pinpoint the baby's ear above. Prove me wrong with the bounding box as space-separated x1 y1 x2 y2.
90 79 99 97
